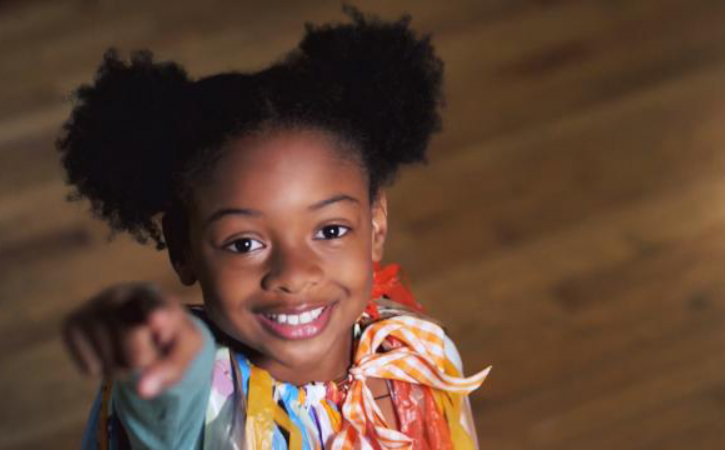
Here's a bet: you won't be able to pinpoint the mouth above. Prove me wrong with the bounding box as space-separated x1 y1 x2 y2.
256 302 336 340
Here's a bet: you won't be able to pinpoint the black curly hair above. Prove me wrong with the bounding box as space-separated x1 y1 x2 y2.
56 4 445 250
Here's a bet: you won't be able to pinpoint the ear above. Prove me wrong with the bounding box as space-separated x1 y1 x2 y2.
371 191 388 263
161 211 197 286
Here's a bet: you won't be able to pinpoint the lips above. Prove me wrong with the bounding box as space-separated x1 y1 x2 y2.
256 302 336 340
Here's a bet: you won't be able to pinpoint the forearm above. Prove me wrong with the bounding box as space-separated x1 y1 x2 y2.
112 314 215 449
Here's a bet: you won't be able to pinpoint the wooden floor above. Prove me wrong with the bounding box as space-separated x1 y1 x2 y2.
1 0 725 448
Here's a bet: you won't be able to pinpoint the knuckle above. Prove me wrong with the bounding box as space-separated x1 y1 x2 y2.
124 333 156 367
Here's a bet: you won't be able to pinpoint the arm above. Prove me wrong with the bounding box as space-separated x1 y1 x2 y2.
443 333 481 449
112 314 216 449
461 395 480 449
63 284 219 449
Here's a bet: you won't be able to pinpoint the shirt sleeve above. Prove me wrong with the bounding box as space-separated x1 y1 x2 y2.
443 333 464 374
442 332 481 449
111 314 216 450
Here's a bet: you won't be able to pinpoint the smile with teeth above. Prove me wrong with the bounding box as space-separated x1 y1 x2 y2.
264 306 324 325
258 303 335 340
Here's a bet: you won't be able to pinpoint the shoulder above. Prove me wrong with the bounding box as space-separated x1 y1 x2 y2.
360 305 464 375
443 332 464 374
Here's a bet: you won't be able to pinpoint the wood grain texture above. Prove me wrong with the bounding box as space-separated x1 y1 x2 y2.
1 0 724 448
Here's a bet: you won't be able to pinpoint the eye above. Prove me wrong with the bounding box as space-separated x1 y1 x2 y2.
224 237 265 254
315 225 351 240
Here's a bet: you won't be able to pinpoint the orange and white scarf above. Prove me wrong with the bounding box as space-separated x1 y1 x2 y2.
330 315 492 449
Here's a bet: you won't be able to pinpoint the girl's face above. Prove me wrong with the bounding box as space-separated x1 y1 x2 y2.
175 128 387 384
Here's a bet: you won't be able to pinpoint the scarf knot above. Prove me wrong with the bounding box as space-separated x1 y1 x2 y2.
349 366 366 381
330 315 491 450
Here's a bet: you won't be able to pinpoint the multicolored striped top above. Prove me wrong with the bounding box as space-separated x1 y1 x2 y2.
201 302 491 449
82 265 492 449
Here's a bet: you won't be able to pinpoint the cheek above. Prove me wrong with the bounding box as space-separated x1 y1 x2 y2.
350 225 375 293
194 252 262 313
330 241 374 301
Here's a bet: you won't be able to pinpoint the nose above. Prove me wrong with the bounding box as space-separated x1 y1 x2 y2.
262 243 323 294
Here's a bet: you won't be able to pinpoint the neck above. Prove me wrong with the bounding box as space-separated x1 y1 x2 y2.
226 329 355 386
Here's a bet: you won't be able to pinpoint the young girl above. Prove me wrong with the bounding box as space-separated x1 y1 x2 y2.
58 5 491 449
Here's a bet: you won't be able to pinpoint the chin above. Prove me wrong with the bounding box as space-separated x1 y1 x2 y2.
275 349 325 370
272 334 338 367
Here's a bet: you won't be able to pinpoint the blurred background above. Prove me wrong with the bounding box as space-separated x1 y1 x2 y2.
1 0 725 448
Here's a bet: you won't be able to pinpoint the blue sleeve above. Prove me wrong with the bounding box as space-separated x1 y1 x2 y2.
111 314 216 450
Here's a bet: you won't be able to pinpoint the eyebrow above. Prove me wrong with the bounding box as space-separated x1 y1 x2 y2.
308 194 360 211
204 207 262 227
204 194 360 227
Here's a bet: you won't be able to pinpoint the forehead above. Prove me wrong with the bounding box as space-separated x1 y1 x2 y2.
191 129 368 216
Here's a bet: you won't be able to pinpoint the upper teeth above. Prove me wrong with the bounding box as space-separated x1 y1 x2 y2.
266 307 324 325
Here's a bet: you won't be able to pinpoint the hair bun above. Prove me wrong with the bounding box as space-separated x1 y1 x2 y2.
56 48 191 247
293 4 445 182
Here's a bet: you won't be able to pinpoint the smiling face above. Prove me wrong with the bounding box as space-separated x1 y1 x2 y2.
168 127 387 384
